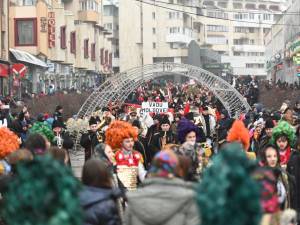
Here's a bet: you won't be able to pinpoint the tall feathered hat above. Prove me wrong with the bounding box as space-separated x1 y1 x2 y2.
105 120 138 150
3 155 82 225
227 120 250 151
177 118 202 144
29 122 55 142
271 120 296 147
196 143 261 225
0 127 20 159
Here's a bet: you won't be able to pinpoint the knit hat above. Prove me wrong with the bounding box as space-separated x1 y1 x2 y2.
89 117 98 126
148 150 178 178
37 113 45 122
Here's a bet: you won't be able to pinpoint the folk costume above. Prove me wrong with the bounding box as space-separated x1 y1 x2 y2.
105 121 146 190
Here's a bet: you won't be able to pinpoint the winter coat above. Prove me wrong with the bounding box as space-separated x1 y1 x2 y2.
79 186 122 225
125 177 200 225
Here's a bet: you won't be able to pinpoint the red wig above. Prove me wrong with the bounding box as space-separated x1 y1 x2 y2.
227 120 250 151
105 120 138 150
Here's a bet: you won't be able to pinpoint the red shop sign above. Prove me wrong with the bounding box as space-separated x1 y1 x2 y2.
48 12 56 48
0 64 9 77
12 63 27 78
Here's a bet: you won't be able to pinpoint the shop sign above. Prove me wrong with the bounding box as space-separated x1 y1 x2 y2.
40 17 47 32
293 53 300 65
48 12 55 48
290 38 300 55
0 64 9 77
276 63 284 70
12 63 27 78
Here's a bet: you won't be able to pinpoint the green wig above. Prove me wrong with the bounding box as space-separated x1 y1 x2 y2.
2 155 82 225
271 120 296 147
196 143 261 225
29 121 55 142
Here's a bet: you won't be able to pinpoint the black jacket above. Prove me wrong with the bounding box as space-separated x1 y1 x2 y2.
149 131 176 160
287 150 300 214
52 132 74 150
79 186 122 225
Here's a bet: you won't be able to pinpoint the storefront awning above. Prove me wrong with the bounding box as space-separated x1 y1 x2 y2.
9 48 48 68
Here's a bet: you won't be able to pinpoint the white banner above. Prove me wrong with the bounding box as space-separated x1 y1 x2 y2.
141 102 168 114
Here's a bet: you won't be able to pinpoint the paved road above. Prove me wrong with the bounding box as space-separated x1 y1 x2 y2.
70 150 85 179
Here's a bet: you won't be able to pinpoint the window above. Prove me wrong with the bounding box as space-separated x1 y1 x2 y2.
235 27 255 33
60 26 66 49
263 14 271 20
207 25 228 32
152 28 156 34
105 50 108 64
20 0 36 5
104 23 113 30
207 11 228 19
207 35 227 45
91 43 95 61
109 53 112 68
15 18 37 46
153 42 156 49
249 13 255 20
70 31 76 54
246 63 265 68
169 11 181 19
169 27 180 34
152 12 155 19
80 0 99 11
84 39 89 58
234 39 255 45
100 48 104 65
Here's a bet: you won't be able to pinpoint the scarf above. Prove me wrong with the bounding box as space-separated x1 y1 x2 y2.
279 146 291 166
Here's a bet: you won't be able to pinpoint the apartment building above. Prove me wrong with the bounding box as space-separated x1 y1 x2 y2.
265 0 300 84
103 0 119 72
119 0 287 77
0 0 9 95
8 0 113 95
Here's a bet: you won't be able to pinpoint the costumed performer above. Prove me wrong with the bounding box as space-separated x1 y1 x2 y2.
105 120 147 190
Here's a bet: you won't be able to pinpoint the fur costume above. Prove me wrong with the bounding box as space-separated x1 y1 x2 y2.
177 118 202 144
196 143 261 225
29 121 55 142
227 120 250 151
105 120 138 150
0 127 20 159
3 155 82 225
271 120 296 147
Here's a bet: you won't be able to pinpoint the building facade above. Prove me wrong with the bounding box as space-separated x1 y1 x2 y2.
103 0 119 73
265 0 300 84
118 0 287 77
0 0 9 96
7 0 113 96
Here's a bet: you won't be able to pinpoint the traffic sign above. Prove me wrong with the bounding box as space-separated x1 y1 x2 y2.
12 63 27 78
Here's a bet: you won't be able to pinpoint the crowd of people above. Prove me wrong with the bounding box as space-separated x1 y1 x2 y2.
0 79 300 225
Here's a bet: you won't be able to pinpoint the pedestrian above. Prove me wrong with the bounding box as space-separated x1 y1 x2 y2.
125 150 200 225
80 117 101 161
25 133 50 156
80 159 122 225
51 120 73 166
260 144 295 210
271 121 296 168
